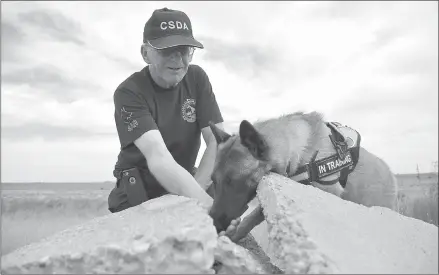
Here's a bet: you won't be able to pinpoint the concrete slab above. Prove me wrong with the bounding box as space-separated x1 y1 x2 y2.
256 173 438 274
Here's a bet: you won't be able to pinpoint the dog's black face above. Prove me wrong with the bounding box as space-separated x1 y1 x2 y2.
208 121 271 233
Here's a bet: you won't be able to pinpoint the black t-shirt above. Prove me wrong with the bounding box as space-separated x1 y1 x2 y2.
112 64 223 198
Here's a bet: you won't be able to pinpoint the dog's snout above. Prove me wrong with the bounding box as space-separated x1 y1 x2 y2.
214 220 225 234
210 212 229 234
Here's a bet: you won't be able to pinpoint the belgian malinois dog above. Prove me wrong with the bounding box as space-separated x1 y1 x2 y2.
208 111 399 234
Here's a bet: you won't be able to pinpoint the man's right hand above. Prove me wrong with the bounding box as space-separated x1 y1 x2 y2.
226 205 265 243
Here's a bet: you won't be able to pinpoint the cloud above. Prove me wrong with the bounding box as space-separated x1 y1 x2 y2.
17 9 85 46
309 1 382 19
198 36 280 80
101 53 144 73
1 92 116 138
2 64 104 103
383 49 438 78
1 3 88 70
1 21 26 63
1 1 437 182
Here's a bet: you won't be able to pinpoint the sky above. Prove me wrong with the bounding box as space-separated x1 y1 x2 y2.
1 1 438 183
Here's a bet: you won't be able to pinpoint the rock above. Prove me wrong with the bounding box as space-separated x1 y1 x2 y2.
214 235 280 274
1 195 218 274
236 234 283 274
256 173 438 274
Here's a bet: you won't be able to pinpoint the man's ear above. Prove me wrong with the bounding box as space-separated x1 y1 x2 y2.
239 120 268 160
141 44 151 64
188 48 194 63
209 121 231 144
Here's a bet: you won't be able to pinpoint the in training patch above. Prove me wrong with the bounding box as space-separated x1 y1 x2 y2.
313 152 354 179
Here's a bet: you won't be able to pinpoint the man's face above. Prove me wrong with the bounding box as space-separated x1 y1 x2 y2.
145 44 194 88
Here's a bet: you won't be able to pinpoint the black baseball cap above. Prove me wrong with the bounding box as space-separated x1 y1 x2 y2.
143 8 204 49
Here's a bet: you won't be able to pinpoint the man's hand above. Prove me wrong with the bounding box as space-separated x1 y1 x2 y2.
134 130 213 208
220 205 265 243
218 217 241 239
219 216 253 243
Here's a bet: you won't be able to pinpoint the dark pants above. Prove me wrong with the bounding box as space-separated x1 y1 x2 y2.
108 166 207 213
108 180 133 213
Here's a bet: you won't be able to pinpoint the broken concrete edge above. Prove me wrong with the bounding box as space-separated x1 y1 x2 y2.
1 195 216 274
3 237 274 275
254 173 439 274
215 235 275 274
1 194 278 274
3 240 216 274
256 174 340 274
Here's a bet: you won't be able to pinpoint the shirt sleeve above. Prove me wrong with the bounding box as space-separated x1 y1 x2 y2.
194 66 224 129
114 86 158 148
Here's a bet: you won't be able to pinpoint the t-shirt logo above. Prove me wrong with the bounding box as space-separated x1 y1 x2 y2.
120 107 133 124
121 107 138 132
181 98 196 123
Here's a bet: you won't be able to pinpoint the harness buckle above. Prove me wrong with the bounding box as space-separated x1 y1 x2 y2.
329 135 349 160
327 122 350 160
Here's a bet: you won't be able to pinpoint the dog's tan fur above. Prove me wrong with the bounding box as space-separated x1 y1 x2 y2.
208 111 399 234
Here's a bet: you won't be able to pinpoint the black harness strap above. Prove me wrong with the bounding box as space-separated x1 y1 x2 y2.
293 122 361 188
339 135 361 188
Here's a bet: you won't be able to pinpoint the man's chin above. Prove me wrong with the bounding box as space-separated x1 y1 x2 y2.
164 77 184 88
165 81 181 88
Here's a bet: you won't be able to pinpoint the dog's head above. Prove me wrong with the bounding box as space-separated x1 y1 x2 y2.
208 120 271 233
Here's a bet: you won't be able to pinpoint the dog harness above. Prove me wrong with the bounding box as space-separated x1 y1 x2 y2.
291 122 361 188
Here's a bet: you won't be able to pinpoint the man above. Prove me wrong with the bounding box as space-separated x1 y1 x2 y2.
108 7 241 239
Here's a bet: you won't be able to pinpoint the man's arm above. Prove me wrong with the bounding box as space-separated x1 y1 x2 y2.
194 122 224 190
134 129 213 208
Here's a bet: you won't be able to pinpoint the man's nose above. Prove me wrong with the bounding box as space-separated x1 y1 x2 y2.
168 51 183 61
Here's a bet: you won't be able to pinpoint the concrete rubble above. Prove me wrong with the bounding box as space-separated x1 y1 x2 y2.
2 173 438 274
255 172 438 274
1 195 276 274
214 235 282 274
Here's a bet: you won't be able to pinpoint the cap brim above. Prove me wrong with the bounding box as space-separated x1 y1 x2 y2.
147 35 204 49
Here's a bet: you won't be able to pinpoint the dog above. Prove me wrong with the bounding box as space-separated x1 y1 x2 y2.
207 111 399 234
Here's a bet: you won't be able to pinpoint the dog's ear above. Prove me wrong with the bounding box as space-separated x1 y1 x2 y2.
239 120 268 160
209 121 231 144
